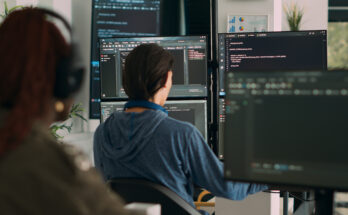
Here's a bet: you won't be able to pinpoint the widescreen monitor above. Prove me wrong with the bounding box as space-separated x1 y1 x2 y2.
223 70 348 190
218 30 327 95
101 100 208 140
99 36 208 99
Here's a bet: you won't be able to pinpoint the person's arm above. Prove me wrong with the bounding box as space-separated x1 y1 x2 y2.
184 129 267 200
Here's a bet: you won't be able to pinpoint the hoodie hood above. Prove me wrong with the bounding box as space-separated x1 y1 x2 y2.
96 110 168 162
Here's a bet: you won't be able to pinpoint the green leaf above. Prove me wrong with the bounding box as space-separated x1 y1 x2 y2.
68 103 86 121
283 1 303 31
8 5 23 14
4 1 8 16
50 103 87 139
75 113 88 122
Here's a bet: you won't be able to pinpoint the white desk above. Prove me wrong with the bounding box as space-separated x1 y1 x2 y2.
215 192 281 215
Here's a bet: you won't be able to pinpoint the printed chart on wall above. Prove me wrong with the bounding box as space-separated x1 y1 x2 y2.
227 15 268 33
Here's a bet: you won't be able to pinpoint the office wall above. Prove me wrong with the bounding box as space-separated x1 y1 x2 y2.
217 0 328 32
71 0 93 132
0 0 14 9
217 0 282 33
0 0 16 19
5 0 71 22
282 0 328 30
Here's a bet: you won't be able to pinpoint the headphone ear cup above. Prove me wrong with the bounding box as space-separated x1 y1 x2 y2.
53 44 84 99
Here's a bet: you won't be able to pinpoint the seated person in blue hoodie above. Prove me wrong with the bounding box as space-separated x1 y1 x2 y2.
93 43 267 207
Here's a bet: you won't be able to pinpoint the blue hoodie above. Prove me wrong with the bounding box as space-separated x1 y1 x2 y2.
94 108 267 207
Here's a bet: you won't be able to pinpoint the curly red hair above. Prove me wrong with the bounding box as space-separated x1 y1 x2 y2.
0 8 70 157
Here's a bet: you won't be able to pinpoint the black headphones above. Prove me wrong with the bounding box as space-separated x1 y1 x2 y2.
37 8 84 99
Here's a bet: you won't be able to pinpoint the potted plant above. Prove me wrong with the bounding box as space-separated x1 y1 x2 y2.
283 2 304 31
50 103 88 139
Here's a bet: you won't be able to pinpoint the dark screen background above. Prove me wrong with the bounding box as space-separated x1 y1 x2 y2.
101 101 207 139
169 49 185 85
100 54 116 98
253 96 348 164
188 48 207 85
225 36 327 71
223 72 348 189
219 31 327 93
168 109 195 125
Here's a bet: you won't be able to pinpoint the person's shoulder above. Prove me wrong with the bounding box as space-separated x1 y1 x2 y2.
159 116 203 141
162 116 197 132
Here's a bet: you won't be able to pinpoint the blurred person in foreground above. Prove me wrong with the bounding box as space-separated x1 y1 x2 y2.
0 8 128 215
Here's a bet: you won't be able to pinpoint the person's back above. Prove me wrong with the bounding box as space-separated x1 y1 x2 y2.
0 8 128 214
94 44 267 207
0 119 126 214
95 109 200 205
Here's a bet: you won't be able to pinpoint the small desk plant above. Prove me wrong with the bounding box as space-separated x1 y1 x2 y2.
284 1 304 31
50 103 87 139
0 1 87 139
0 1 23 21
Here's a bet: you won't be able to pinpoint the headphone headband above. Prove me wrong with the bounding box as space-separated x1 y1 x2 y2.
33 8 84 99
36 8 72 33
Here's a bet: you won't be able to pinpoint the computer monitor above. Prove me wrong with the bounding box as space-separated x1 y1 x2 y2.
99 36 208 99
223 70 348 191
101 100 208 140
90 0 161 118
218 30 327 95
217 31 328 158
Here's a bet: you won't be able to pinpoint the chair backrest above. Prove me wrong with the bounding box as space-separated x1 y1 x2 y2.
107 178 202 215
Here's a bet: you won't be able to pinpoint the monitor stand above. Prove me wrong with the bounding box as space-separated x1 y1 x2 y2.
292 189 333 215
314 189 334 215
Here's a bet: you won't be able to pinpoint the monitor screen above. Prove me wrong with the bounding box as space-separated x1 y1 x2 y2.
99 36 208 99
90 0 161 119
101 100 207 140
223 71 348 190
218 31 328 95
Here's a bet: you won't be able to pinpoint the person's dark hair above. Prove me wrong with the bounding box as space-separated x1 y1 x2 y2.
0 8 71 156
123 43 174 100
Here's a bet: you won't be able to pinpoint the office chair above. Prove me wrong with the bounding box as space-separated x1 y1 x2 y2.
107 178 202 215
